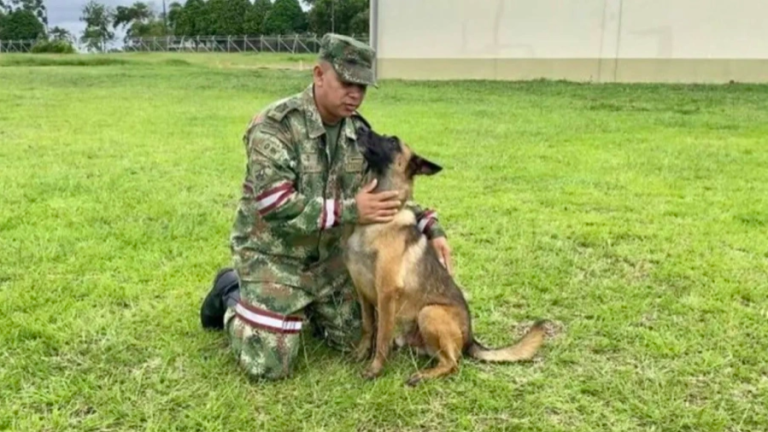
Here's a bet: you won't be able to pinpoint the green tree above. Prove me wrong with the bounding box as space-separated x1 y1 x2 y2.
0 8 44 40
243 0 271 35
263 0 307 35
207 0 249 36
79 0 115 52
308 0 368 36
166 1 182 33
113 2 167 39
3 0 47 26
175 0 209 36
48 25 73 42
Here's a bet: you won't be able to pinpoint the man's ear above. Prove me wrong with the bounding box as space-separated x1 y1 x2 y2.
312 64 323 86
409 154 442 176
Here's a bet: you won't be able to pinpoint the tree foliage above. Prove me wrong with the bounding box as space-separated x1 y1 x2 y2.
79 0 115 52
166 2 183 34
0 0 47 41
263 0 306 35
174 0 206 37
2 0 47 26
0 0 370 45
113 2 167 40
243 0 271 35
48 25 72 42
206 0 250 36
307 0 367 35
0 8 44 40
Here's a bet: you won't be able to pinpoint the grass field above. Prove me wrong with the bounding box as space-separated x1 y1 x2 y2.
2 53 768 431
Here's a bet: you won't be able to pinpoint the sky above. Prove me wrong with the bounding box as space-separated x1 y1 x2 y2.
47 0 312 43
48 0 140 40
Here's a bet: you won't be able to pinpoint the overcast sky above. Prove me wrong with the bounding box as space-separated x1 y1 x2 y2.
48 0 311 40
48 0 153 39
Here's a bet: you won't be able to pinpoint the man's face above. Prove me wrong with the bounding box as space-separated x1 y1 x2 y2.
314 62 367 120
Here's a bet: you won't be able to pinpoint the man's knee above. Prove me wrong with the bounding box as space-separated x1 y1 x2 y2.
310 292 363 352
225 308 302 381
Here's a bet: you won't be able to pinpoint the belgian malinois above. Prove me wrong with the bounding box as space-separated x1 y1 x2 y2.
344 126 548 386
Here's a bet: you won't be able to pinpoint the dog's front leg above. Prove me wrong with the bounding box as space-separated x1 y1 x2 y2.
354 297 375 361
363 288 397 379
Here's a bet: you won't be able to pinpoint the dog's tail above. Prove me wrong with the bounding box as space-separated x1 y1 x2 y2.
467 320 548 362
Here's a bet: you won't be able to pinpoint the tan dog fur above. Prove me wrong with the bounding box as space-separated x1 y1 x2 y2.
343 127 548 386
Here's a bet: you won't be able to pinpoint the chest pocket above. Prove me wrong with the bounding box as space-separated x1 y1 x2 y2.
297 145 325 197
340 148 366 196
344 153 364 173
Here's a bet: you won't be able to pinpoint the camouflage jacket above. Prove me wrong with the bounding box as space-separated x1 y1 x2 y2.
230 84 445 289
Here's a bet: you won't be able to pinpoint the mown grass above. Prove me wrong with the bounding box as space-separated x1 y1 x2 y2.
1 53 767 431
0 52 317 69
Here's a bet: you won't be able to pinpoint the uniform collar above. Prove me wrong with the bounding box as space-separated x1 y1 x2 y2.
302 84 327 139
342 114 358 140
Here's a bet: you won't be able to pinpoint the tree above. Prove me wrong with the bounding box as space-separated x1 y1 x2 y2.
2 0 47 26
307 0 368 36
175 0 209 36
206 0 249 36
114 2 152 30
48 25 73 42
0 7 6 38
263 0 307 35
166 1 182 33
79 1 115 52
0 8 44 40
113 2 167 40
243 0 271 35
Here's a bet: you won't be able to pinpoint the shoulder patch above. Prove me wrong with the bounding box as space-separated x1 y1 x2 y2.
267 97 301 122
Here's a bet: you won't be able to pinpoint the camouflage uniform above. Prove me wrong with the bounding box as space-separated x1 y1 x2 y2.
221 34 446 381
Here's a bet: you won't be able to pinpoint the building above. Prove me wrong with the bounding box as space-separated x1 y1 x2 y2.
369 0 768 83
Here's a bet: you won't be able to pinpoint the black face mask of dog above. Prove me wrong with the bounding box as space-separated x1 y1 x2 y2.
355 126 442 198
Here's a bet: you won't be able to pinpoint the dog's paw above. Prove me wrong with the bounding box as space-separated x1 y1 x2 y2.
354 342 372 362
405 374 422 387
362 363 382 380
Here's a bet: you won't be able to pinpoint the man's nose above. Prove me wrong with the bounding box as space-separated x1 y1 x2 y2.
348 85 365 100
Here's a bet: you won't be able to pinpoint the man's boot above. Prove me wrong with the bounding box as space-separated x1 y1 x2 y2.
200 267 240 330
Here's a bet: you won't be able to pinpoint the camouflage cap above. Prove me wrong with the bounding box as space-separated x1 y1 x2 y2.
318 33 377 87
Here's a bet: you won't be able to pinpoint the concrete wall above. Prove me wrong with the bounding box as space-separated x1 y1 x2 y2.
371 0 768 83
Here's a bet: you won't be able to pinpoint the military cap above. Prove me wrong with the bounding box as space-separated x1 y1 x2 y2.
318 33 377 87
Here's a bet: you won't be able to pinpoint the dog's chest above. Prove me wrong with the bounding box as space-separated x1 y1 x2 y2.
345 227 378 302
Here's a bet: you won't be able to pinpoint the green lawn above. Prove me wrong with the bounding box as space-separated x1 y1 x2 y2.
1 53 767 431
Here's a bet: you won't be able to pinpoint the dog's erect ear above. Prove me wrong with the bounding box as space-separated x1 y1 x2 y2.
408 154 442 176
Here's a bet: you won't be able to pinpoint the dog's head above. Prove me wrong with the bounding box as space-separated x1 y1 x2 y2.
356 126 442 200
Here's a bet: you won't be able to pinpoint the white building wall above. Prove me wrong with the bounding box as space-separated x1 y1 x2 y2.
372 0 768 83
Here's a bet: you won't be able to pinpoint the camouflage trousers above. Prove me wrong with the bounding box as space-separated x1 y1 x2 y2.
222 255 361 381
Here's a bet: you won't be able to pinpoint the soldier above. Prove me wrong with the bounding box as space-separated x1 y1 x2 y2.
199 33 453 381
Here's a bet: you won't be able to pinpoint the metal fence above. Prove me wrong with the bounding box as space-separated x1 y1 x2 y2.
0 34 370 54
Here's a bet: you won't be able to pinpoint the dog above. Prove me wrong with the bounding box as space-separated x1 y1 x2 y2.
343 126 548 386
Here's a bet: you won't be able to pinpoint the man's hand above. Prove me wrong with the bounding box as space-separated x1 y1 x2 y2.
430 237 453 275
355 179 402 224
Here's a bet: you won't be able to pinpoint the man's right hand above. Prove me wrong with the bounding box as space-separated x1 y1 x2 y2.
355 179 402 224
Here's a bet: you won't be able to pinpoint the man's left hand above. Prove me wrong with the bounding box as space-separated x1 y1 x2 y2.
430 237 453 275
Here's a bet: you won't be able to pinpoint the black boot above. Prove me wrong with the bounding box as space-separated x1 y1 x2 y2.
200 267 241 330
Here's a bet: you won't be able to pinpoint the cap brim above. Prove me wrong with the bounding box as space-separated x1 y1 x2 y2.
334 62 378 88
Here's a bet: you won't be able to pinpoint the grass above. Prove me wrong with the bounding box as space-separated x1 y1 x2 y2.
1 53 768 431
0 52 317 69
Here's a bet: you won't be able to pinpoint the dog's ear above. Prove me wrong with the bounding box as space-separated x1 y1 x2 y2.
408 153 442 176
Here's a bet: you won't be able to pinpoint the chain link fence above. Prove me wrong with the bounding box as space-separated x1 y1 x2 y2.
0 34 370 54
